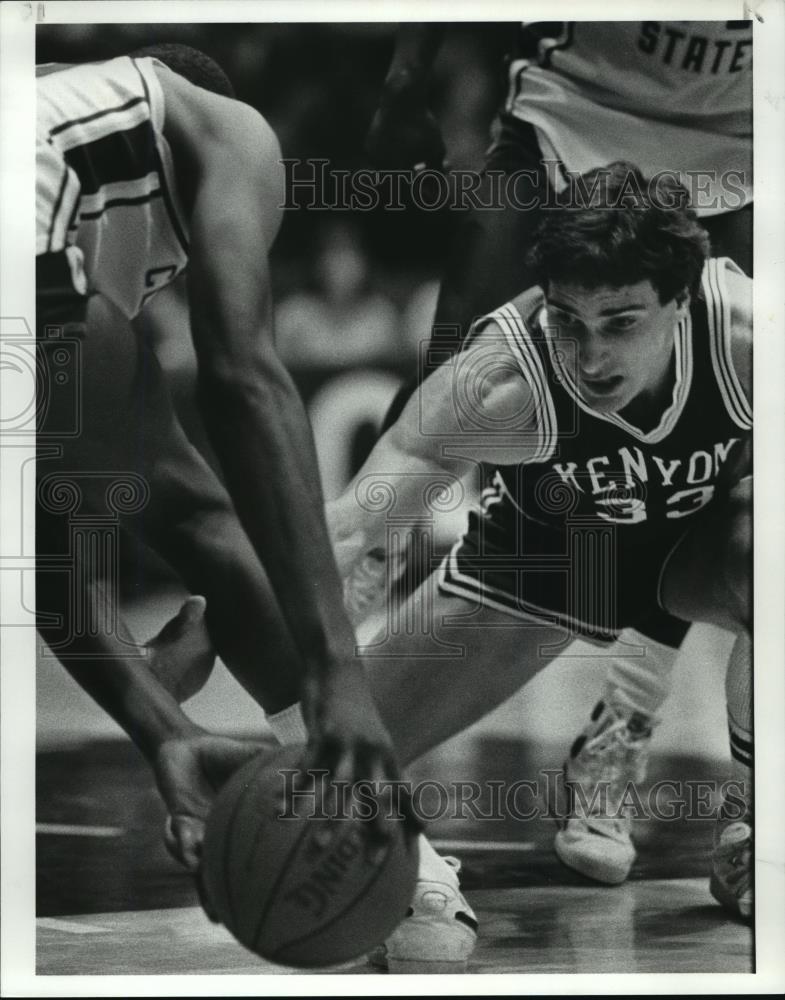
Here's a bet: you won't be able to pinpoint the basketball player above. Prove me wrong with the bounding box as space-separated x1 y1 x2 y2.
325 165 752 964
36 45 415 869
363 19 753 888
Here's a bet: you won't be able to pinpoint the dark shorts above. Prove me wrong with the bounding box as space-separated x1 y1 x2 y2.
439 496 692 648
484 113 546 176
37 250 88 331
36 250 91 444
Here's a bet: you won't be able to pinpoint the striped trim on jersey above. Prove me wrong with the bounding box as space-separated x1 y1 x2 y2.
703 257 752 431
728 724 753 768
49 95 147 141
78 175 163 220
62 120 158 195
490 302 558 464
438 540 617 645
545 309 694 446
40 151 81 254
38 57 188 258
507 22 575 107
132 59 189 255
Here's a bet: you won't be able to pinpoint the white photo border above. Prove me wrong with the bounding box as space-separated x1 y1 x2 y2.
2 0 783 994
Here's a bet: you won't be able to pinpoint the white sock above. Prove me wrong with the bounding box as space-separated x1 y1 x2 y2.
267 702 308 746
602 627 679 721
417 834 457 882
725 632 753 807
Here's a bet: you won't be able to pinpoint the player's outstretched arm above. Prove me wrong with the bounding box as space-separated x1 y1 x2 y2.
328 321 539 580
365 23 446 169
160 76 414 828
166 92 354 680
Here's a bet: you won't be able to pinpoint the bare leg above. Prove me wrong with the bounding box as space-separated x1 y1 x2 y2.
659 476 753 918
659 477 753 787
361 573 571 766
38 297 304 715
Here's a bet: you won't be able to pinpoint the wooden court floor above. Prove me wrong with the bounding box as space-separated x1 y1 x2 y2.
37 878 750 976
36 737 753 976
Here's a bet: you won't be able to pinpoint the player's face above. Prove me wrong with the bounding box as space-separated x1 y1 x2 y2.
544 279 689 414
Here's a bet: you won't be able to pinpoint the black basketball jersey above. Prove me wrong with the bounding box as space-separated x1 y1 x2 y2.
478 257 751 553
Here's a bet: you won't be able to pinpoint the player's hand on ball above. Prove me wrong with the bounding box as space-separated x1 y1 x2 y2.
364 94 446 172
154 732 268 871
299 676 423 850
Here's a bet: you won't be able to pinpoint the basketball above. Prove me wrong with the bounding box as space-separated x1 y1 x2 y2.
200 745 419 968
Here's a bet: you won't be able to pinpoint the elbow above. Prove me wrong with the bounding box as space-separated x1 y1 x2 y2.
196 351 298 413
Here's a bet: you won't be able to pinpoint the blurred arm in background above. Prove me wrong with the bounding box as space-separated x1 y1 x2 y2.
365 24 447 170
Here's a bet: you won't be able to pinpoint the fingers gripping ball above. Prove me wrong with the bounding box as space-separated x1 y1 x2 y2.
201 746 419 967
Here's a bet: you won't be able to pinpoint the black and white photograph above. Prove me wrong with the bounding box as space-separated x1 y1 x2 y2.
1 1 784 993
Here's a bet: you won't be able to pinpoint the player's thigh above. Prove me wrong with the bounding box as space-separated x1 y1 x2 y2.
365 574 569 702
659 478 751 633
40 294 235 544
365 580 570 763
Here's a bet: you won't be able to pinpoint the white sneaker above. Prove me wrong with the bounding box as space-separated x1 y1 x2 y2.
710 814 753 922
369 850 478 973
553 696 654 885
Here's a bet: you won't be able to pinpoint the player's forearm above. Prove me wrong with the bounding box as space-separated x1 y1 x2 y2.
197 361 357 677
331 400 475 568
331 334 534 572
60 650 201 761
381 23 444 99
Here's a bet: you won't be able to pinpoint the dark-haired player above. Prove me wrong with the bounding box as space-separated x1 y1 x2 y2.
36 44 414 871
362 19 753 893
329 164 752 964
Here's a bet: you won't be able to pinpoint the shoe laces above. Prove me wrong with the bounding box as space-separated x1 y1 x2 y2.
715 821 752 866
572 814 631 842
343 549 387 615
565 702 654 815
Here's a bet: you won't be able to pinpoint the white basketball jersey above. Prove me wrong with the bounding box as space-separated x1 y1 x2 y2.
37 56 189 318
506 21 752 215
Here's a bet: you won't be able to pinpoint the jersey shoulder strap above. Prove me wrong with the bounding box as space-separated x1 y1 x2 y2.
701 257 752 431
470 287 558 464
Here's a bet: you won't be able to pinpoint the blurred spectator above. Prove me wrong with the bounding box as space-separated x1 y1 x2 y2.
276 222 401 371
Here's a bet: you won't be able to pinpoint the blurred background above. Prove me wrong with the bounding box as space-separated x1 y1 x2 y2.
36 22 731 810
